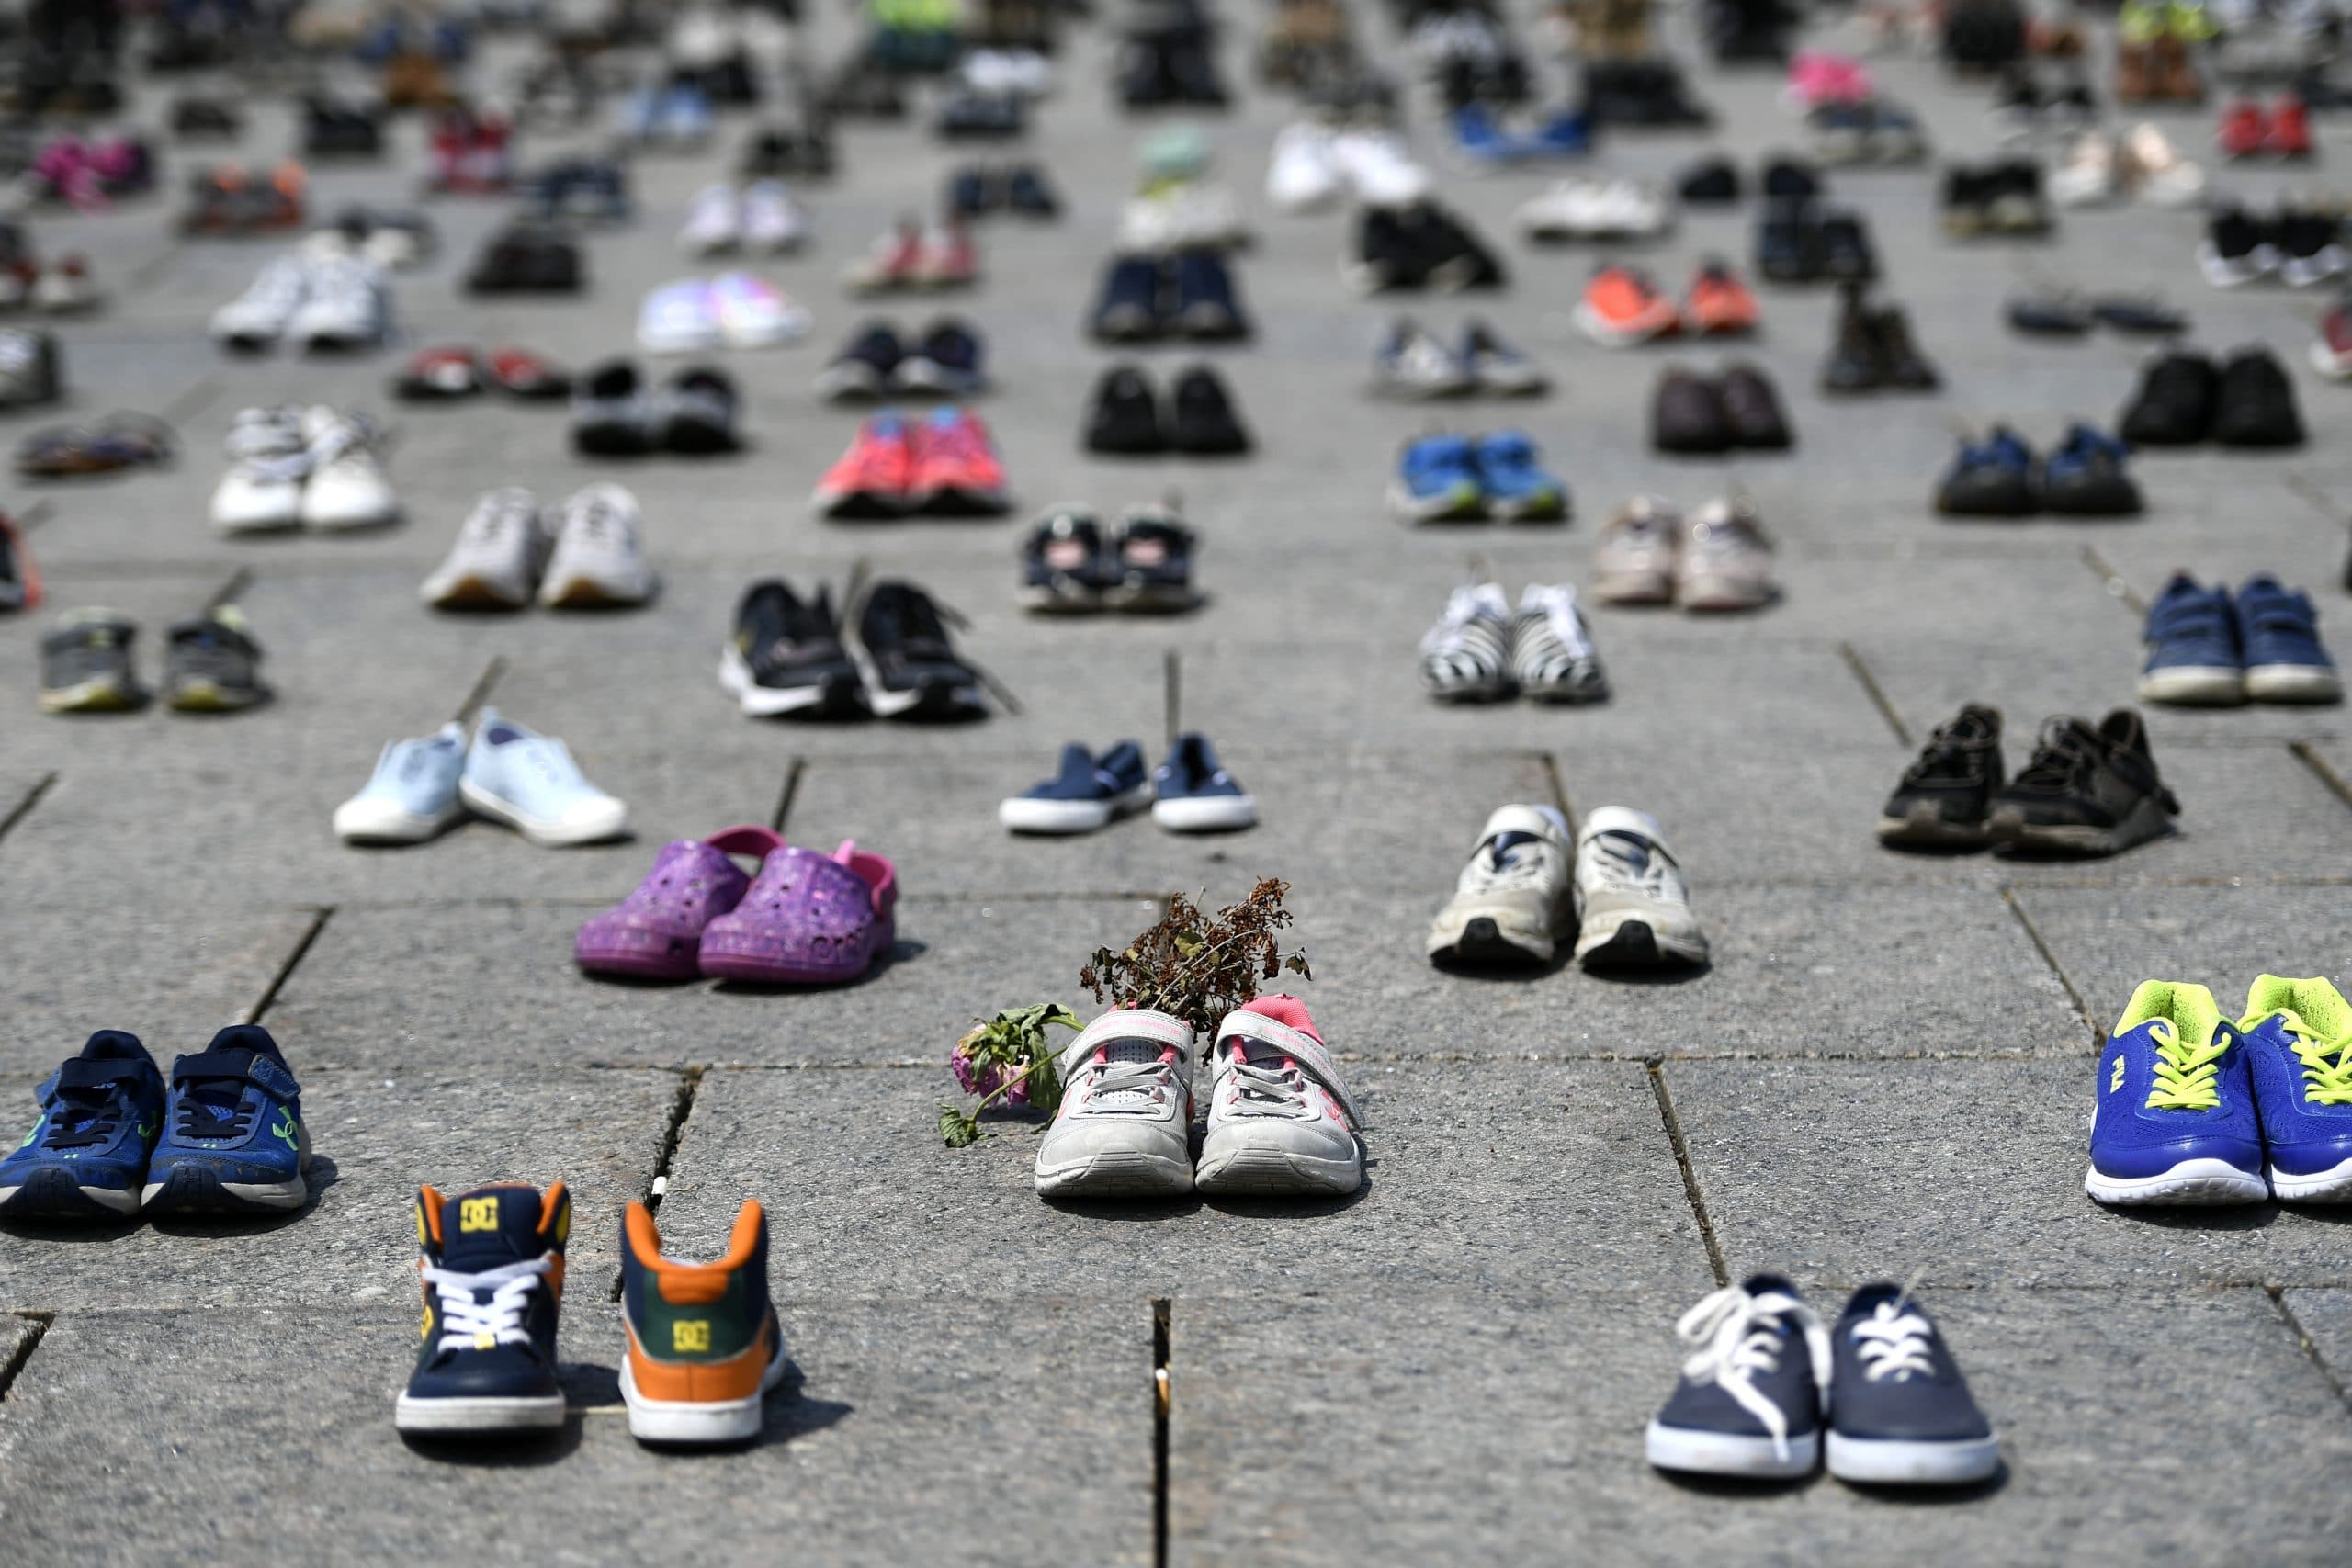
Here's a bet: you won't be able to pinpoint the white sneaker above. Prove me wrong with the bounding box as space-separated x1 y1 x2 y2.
209 406 310 533
1418 581 1516 703
287 253 390 352
1033 1010 1196 1198
639 278 721 354
707 271 809 348
2048 130 2119 209
1194 1000 1363 1196
539 482 655 608
680 183 741 255
1573 806 1711 969
2120 122 2205 208
1517 176 1673 242
210 254 310 352
421 488 548 610
298 407 400 529
1512 584 1608 704
740 180 807 253
1118 181 1247 254
1428 804 1573 965
1330 127 1430 207
1267 121 1344 213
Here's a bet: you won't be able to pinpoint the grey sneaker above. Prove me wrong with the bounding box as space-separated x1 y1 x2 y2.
1428 803 1573 965
539 482 655 609
1593 496 1680 604
1573 806 1710 968
38 609 144 714
1512 583 1608 703
1679 497 1777 612
1194 999 1363 1196
1372 318 1471 399
1461 319 1548 396
423 489 549 610
0 327 61 410
1033 1009 1196 1198
164 605 270 713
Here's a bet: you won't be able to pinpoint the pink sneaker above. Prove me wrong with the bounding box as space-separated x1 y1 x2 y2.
575 826 783 979
1194 996 1363 1196
1785 51 1872 109
916 219 979 288
698 840 897 984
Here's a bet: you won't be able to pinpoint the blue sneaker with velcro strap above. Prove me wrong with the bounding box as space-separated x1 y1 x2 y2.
998 740 1151 835
2138 573 2245 706
0 1031 164 1219
2086 980 2267 1205
2237 574 2343 705
142 1024 313 1214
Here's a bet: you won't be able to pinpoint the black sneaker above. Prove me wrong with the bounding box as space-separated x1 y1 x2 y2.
1825 1285 2000 1486
816 321 904 402
1170 365 1252 455
1939 166 1992 238
1106 504 1200 612
2117 347 2220 446
2007 292 2092 336
1989 710 2178 856
1089 254 1165 342
1645 1275 1826 1481
1651 367 1734 454
571 360 657 457
1877 704 2004 848
1084 364 1168 455
1819 285 1883 394
1021 506 1111 615
1005 164 1060 218
1816 209 1877 283
722 580 865 718
852 580 986 721
2198 203 2278 288
1870 304 1939 390
899 318 985 397
39 609 145 714
1759 157 1821 201
1677 155 1740 204
164 605 268 713
1170 247 1250 340
1754 198 1823 284
1419 203 1507 292
2211 344 2305 447
1719 363 1793 449
658 367 740 455
946 166 997 219
2087 296 2187 335
1348 206 1430 294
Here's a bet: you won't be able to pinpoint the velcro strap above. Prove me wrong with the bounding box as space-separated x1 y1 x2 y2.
172 1048 298 1098
1055 1009 1196 1082
1213 1012 1361 1129
54 1057 141 1091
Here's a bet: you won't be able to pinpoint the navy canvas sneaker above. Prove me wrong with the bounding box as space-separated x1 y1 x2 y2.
396 1181 571 1434
1089 254 1165 343
1825 1285 2000 1485
999 741 1151 834
1646 1275 1829 1480
899 318 986 397
1170 247 1250 341
2239 975 2352 1201
2086 980 2267 1205
2238 574 2343 705
1934 426 2037 517
1152 733 1256 832
141 1024 312 1214
816 321 904 402
0 1031 164 1219
1021 507 1112 615
2138 574 2244 706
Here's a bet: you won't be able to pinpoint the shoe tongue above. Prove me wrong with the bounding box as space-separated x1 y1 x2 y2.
437 1184 548 1270
1486 829 1544 867
1092 1037 1169 1105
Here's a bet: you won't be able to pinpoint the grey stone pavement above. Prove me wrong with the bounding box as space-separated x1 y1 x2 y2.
5 2 2352 1563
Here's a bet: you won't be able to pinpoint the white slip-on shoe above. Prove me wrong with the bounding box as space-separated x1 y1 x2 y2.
1194 999 1363 1197
1034 1010 1196 1198
1427 803 1572 966
539 482 656 608
459 708 629 847
333 723 467 843
297 406 400 528
209 405 310 533
1266 121 1343 213
421 488 548 610
1574 806 1711 969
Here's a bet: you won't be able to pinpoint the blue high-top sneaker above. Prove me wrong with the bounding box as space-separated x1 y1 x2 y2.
396 1182 571 1434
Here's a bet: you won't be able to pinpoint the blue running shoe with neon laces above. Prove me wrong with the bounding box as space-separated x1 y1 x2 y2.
2239 975 2352 1201
0 1032 164 1220
141 1024 312 1214
396 1181 571 1434
1475 431 1570 523
1388 434 1485 524
2086 980 2266 1205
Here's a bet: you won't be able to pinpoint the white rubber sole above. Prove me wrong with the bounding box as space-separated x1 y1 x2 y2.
1826 1431 2000 1485
1574 910 1710 968
2084 1157 2268 1206
1153 794 1257 833
2309 339 2352 381
539 573 655 610
1034 1144 1193 1198
1001 781 1152 835
0 1179 141 1214
638 327 724 355
334 796 464 845
2245 664 2344 705
1645 1420 1816 1479
719 646 833 716
394 1392 567 1433
458 777 628 848
2271 1156 2352 1202
1573 299 1679 349
1193 1138 1360 1196
2139 665 2245 706
141 1174 310 1209
621 1339 786 1446
423 573 532 612
1385 479 1485 525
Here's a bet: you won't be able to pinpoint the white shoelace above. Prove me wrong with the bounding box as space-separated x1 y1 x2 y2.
1584 830 1687 906
1521 585 1594 659
1849 1302 1938 1382
1216 1041 1310 1118
1674 1284 1830 1461
1076 1040 1180 1111
422 1256 550 1352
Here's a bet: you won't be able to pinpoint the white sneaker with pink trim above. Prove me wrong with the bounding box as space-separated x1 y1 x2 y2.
1033 1010 1196 1198
1194 1001 1363 1196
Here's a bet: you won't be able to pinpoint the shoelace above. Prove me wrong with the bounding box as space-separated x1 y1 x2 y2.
1849 1301 1939 1382
1688 513 1767 564
305 411 385 473
2007 719 2103 796
1673 1285 1829 1461
1585 830 1682 902
462 490 539 551
1524 587 1594 659
2258 1008 2352 1106
2143 1016 2228 1111
1901 719 1992 785
226 408 307 464
1468 832 1554 894
40 1085 128 1150
1079 1043 1181 1111
1420 585 1508 653
1217 1041 1310 1118
422 1256 551 1353
175 1085 253 1141
566 493 635 554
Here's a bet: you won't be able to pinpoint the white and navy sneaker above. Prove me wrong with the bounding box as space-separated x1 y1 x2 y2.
1511 583 1608 704
1034 1010 1196 1198
1195 998 1363 1196
1152 733 1256 832
999 741 1151 834
1646 1275 1830 1481
1372 318 1472 399
1427 804 1572 966
1418 581 1515 703
1573 806 1710 969
1825 1285 2000 1486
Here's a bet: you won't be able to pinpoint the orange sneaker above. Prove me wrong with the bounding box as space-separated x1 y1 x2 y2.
1576 264 1680 346
1684 261 1760 335
619 1198 787 1446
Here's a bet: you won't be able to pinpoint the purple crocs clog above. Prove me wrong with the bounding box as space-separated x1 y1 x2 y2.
697 839 897 985
574 825 784 979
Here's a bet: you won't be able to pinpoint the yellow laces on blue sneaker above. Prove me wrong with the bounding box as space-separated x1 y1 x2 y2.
2252 1008 2352 1108
2143 1018 2228 1111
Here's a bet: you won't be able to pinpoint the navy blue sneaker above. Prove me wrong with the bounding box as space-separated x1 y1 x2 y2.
396 1181 571 1434
2040 423 2142 516
1152 733 1256 832
1105 504 1199 613
2138 573 2244 706
1645 1275 1828 1479
1021 506 1112 615
1090 254 1165 343
0 1031 164 1220
1825 1285 1999 1485
2238 574 2344 705
1934 426 2038 517
2239 975 2352 1201
1170 247 1250 341
900 318 986 398
997 741 1151 834
141 1024 312 1214
2086 980 2267 1205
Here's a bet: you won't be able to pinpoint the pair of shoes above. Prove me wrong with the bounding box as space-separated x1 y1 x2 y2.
1348 198 1507 293
1429 804 1710 967
334 710 628 847
571 362 740 457
947 162 1060 218
933 88 1027 141
1515 175 1675 243
1877 705 2177 855
0 508 41 612
1372 317 1546 398
38 605 268 715
303 95 383 158
1594 494 1779 610
638 275 808 352
177 160 305 235
1086 364 1250 456
423 484 657 611
210 406 397 533
1941 160 2053 237
14 412 175 480
522 159 628 223
844 217 978 293
818 319 985 400
1088 247 1250 342
1021 504 1199 613
1417 581 1605 702
2006 291 2186 337
396 1184 786 1446
210 250 390 353
1675 153 1818 206
1651 364 1792 454
1579 58 1713 127
2140 573 2341 706
1000 736 1255 833
576 827 896 983
813 408 1010 517
723 578 991 722
1753 198 1873 283
617 81 714 148
1390 432 1566 523
1647 1278 1997 1485
1118 21 1230 110
0 254 101 315
1818 284 1937 392
1034 998 1359 1198
1806 96 1928 164
677 180 808 255
2119 346 2302 446
2217 95 2313 161
394 344 570 401
2199 203 2346 288
2047 124 2206 208
1577 261 1757 345
1449 101 1591 164
0 1025 311 1218
427 106 514 191
740 122 836 182
1934 424 2140 517
2088 976 2352 1205
1268 120 1430 213
465 220 585 294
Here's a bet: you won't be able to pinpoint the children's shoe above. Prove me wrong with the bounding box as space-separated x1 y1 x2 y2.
695 841 896 984
1577 264 1680 347
2040 423 2141 516
707 270 808 348
334 723 467 843
1194 998 1362 1196
1418 581 1515 702
1000 741 1151 834
38 610 145 714
1106 504 1198 613
2086 980 2266 1204
0 1032 164 1219
395 1182 571 1433
164 606 271 712
1824 1285 2000 1485
1389 434 1485 523
1428 804 1572 966
1877 705 2004 848
1373 318 1472 400
1020 507 1111 613
2237 574 2342 704
1573 806 1710 968
1683 260 1759 335
576 827 783 978
2267 93 2313 158
1473 431 1568 523
620 1198 787 1446
1934 427 2038 517
2217 99 2267 159
1646 1275 1829 1480
1152 733 1255 832
909 406 1010 514
1033 1009 1196 1197
1511 583 1606 702
813 412 918 519
2239 976 2352 1201
1990 710 2178 855
142 1024 312 1214
458 708 629 847
2138 574 2243 705
638 278 720 354
1460 320 1547 395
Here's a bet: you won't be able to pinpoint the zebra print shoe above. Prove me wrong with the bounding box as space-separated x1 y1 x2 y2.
1512 584 1609 704
1418 582 1516 703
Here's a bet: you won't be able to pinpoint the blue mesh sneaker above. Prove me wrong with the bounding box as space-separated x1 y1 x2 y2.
2237 574 2343 705
1933 426 2037 517
396 1181 571 1434
1152 732 1256 832
1825 1285 1999 1486
1645 1275 1829 1479
1389 434 1485 523
142 1024 313 1214
0 1032 164 1219
2086 980 2267 1205
2239 975 2352 1201
1474 431 1569 523
998 740 1151 834
2138 573 2245 706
